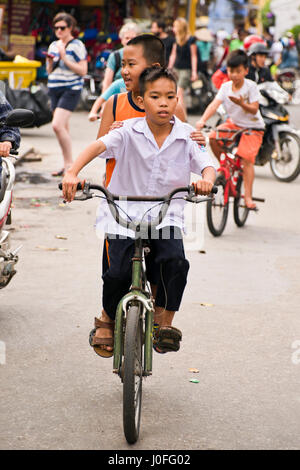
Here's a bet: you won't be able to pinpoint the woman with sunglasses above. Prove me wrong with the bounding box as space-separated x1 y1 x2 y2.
46 13 88 177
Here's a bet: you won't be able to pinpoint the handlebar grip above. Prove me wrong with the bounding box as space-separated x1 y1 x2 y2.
58 182 83 191
9 149 18 155
211 185 218 194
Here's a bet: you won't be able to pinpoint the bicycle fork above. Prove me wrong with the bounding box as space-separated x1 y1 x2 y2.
113 239 155 378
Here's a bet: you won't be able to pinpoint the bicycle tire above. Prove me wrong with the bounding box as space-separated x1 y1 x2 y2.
206 174 229 236
270 131 300 182
233 175 249 227
123 303 144 444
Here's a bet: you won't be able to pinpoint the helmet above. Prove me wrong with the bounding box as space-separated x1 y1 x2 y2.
243 34 266 51
289 38 296 47
248 42 269 56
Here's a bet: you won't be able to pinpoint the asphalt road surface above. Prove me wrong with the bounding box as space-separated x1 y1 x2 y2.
1 106 300 450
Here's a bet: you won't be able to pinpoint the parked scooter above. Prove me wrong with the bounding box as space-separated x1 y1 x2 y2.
187 72 215 114
78 49 109 111
256 81 300 182
0 109 34 289
276 68 297 96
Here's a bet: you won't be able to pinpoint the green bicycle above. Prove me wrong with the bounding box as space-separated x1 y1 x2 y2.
60 181 217 444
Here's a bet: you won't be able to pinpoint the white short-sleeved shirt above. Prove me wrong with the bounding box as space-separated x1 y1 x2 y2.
48 39 87 90
216 79 265 129
95 116 216 237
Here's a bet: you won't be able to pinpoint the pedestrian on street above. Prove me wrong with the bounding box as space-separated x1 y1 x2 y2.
194 26 214 76
151 19 175 65
100 22 141 94
46 12 88 177
168 17 198 119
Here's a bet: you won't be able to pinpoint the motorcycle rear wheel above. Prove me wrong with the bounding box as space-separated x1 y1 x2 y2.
270 131 300 182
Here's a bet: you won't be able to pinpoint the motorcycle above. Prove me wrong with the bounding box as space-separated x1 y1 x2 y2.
78 50 110 111
78 72 103 111
256 81 300 182
276 68 297 96
0 108 34 289
187 72 215 115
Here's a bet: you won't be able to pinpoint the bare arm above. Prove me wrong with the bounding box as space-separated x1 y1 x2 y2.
101 68 114 93
46 57 54 75
89 96 106 121
190 43 198 81
62 139 107 202
168 43 177 69
194 166 216 195
229 96 259 115
96 96 115 139
62 57 87 76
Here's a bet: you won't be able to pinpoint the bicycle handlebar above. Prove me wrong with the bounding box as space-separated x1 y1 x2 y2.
58 182 218 234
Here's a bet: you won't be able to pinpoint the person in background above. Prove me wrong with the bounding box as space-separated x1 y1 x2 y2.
88 77 126 121
168 17 198 118
194 26 213 76
46 12 88 177
151 19 175 65
215 36 231 70
230 28 248 51
278 36 299 70
0 91 20 189
197 50 265 210
246 42 273 83
101 22 141 94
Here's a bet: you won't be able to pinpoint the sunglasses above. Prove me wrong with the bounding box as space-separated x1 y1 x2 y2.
54 25 67 31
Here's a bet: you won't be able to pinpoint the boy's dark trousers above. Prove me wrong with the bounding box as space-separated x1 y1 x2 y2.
102 226 190 320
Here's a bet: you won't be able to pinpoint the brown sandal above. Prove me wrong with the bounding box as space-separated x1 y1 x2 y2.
89 317 115 358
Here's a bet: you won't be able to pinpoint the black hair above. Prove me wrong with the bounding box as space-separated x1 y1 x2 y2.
227 49 249 69
126 34 166 67
152 19 166 30
139 66 177 96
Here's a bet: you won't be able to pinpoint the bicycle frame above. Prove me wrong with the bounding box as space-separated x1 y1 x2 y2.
217 154 242 205
58 182 217 377
113 237 154 377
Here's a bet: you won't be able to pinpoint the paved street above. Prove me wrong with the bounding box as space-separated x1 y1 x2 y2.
1 107 300 450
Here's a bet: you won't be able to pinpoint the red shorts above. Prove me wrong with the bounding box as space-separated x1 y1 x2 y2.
209 119 264 164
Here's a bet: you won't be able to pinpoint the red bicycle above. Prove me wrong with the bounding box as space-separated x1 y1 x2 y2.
206 127 265 237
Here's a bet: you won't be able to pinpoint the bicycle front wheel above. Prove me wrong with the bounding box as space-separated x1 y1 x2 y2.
206 174 229 236
270 131 300 182
123 304 144 444
233 175 249 227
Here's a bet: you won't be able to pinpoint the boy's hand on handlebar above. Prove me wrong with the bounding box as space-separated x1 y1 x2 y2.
0 141 12 157
62 171 84 202
193 179 214 196
190 130 206 147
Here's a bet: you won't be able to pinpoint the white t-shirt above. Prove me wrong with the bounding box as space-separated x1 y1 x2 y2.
216 78 265 129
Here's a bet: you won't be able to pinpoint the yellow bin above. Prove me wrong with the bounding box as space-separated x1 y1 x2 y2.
0 59 42 88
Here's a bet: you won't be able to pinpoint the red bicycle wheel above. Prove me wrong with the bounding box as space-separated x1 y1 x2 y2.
206 174 229 236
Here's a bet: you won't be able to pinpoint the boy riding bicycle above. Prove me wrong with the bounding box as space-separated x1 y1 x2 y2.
196 50 265 210
62 67 216 357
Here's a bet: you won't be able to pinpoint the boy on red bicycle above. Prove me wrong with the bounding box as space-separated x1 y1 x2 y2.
196 50 264 209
